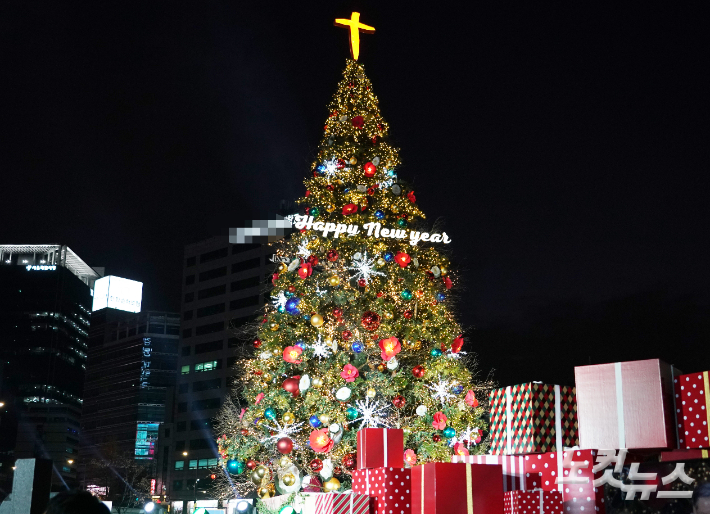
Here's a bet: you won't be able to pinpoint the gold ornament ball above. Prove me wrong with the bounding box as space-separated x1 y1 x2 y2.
282 473 296 487
269 322 279 331
377 364 385 372
258 486 273 499
384 311 394 320
272 348 281 356
310 314 325 327
278 263 287 272
327 275 340 286
323 477 341 492
366 388 376 398
278 456 292 468
376 258 386 267
326 204 336 213
251 470 264 485
282 412 295 424
256 465 268 478
319 414 331 425
349 156 358 165
312 377 324 388
440 266 448 276
263 373 272 381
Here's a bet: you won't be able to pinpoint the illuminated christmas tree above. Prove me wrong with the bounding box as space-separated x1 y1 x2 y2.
215 15 491 500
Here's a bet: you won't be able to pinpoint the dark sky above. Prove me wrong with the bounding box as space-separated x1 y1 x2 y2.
3 1 709 386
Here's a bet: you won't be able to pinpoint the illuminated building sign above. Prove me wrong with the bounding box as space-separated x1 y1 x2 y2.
140 337 151 389
91 275 143 313
135 423 159 459
25 265 57 271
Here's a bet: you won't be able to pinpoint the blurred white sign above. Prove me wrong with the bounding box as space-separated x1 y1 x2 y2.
92 275 143 313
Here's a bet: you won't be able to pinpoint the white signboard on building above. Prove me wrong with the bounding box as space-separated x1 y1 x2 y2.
91 275 143 313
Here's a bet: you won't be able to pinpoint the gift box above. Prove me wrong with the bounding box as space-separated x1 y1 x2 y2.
504 490 563 514
660 448 710 462
452 454 528 491
411 462 504 514
356 428 404 469
673 370 710 449
304 491 372 514
575 358 679 449
522 449 605 514
352 467 411 514
489 383 578 454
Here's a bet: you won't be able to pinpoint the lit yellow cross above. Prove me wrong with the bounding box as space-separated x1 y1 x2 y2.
334 12 375 61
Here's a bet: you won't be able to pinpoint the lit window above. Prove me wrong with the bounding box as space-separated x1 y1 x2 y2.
181 365 190 375
189 460 197 470
174 461 184 470
194 361 218 373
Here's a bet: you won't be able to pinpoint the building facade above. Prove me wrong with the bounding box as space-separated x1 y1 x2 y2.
81 311 180 480
0 244 100 494
159 237 272 510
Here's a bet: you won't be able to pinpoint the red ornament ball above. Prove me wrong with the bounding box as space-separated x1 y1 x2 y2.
277 437 293 454
342 330 352 341
412 365 426 378
332 308 342 318
358 278 367 287
327 249 339 262
342 453 356 470
307 255 319 266
367 187 375 196
363 162 376 178
253 339 262 348
376 291 384 298
240 428 249 436
246 459 257 470
361 311 381 331
254 370 263 376
433 434 442 443
309 458 323 472
282 377 300 398
288 285 296 293
403 310 413 319
392 395 406 409
351 116 364 129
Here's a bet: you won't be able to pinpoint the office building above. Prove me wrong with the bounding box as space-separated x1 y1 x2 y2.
80 310 179 498
0 244 101 493
159 238 272 510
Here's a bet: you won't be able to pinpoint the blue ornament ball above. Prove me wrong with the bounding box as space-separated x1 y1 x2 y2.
430 348 442 358
384 252 394 262
351 341 364 353
375 210 385 219
443 427 456 439
264 408 277 421
227 459 244 474
452 385 464 394
285 297 301 315
436 293 446 302
277 305 286 313
309 415 322 428
285 291 294 298
295 340 306 350
303 315 311 321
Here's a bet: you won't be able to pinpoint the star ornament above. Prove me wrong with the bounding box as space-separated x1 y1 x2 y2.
347 251 385 284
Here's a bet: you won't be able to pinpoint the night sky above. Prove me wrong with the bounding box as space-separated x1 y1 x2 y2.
3 1 708 386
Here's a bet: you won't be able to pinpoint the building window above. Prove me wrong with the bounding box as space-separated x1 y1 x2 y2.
190 418 213 431
194 458 219 469
232 243 260 254
227 356 237 367
177 421 186 432
229 296 259 311
231 257 260 274
194 340 223 354
175 441 186 452
181 346 191 357
183 310 193 321
185 275 195 285
164 428 171 438
191 398 221 411
178 383 188 394
182 328 192 339
177 402 187 413
194 360 221 373
173 480 183 491
230 275 260 292
186 256 196 267
227 337 239 348
193 378 221 392
180 365 190 375
184 292 194 303
198 266 227 282
174 461 184 470
196 303 226 318
190 438 214 450
200 247 228 264
197 284 226 300
188 460 197 470
195 321 224 336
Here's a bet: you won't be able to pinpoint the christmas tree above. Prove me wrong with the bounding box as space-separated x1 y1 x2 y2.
215 19 491 500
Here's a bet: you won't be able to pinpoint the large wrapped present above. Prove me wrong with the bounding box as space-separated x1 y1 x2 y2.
489 383 578 454
504 490 563 514
660 448 710 462
411 462 504 514
352 467 411 514
356 428 404 469
304 491 372 514
575 358 679 449
674 370 710 449
452 454 528 491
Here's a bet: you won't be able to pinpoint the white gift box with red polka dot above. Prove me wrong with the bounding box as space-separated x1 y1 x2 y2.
504 490 563 514
352 467 411 514
673 371 710 449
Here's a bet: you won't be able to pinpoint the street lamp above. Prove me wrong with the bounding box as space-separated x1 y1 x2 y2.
194 478 200 504
67 459 74 465
143 502 156 513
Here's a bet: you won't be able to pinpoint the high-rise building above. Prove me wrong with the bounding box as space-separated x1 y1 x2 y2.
0 244 101 492
81 310 179 493
159 238 272 510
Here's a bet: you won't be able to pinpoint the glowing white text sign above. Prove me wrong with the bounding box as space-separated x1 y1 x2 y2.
292 215 452 246
25 265 57 271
